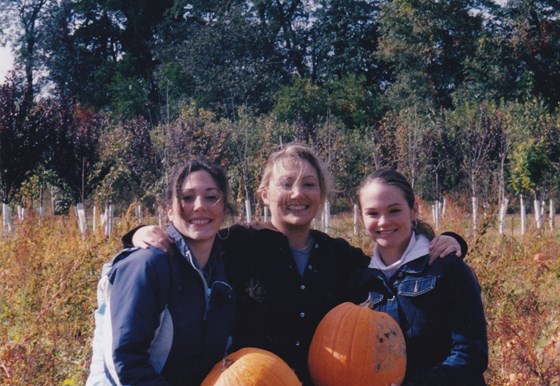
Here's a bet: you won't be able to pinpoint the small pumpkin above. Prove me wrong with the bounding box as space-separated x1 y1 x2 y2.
201 347 302 386
308 302 406 386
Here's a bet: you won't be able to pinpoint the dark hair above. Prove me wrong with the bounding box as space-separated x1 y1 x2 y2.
357 167 435 240
166 158 232 215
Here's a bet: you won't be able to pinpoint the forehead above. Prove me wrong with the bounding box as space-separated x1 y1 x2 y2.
181 170 219 190
360 181 407 204
270 158 319 180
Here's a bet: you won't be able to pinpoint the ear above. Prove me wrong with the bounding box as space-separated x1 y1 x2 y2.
167 204 174 222
261 187 270 205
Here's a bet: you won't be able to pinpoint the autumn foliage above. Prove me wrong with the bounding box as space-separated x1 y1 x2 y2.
1 203 559 385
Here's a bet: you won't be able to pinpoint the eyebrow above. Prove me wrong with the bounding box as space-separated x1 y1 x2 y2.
182 187 220 193
364 202 405 210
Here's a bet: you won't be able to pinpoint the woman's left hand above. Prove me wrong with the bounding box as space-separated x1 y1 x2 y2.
429 234 461 263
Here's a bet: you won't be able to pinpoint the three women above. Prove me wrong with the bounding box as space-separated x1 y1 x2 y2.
120 144 471 384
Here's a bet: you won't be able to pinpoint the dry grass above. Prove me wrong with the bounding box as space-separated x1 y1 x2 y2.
1 202 559 385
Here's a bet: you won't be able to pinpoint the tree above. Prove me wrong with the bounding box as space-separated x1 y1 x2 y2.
0 75 57 203
44 105 104 205
94 116 158 208
0 0 53 103
376 0 490 111
507 100 560 199
310 0 385 85
448 102 502 226
41 0 176 120
501 0 560 109
159 2 287 119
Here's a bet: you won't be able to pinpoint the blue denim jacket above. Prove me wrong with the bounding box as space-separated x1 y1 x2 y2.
359 254 488 386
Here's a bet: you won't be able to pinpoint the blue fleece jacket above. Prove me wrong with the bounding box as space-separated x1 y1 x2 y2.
102 225 235 386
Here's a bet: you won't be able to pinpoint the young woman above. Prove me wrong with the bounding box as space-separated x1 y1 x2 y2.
356 168 487 385
126 144 466 385
87 159 236 385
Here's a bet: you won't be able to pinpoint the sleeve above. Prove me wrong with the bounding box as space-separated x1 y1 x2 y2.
104 250 171 386
442 231 469 258
332 237 372 304
85 262 112 386
408 257 488 385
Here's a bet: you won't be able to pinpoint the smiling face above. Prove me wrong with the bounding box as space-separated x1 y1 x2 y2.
261 159 322 233
169 170 225 246
359 180 418 264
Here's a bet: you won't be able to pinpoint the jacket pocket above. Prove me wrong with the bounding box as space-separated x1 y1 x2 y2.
363 291 385 307
397 276 437 297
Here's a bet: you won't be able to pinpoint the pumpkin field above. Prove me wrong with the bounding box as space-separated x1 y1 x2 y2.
0 201 559 385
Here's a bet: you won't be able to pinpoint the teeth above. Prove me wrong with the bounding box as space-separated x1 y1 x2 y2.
287 205 307 211
190 219 210 225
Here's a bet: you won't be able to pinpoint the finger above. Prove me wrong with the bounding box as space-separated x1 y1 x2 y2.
428 235 439 250
150 238 168 252
431 244 446 258
443 245 460 257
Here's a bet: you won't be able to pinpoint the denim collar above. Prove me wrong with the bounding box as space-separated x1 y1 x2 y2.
363 253 431 284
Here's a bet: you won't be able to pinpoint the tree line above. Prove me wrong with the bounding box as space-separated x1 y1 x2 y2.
1 0 559 220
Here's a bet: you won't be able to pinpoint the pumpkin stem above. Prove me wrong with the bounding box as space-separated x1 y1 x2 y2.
220 357 234 372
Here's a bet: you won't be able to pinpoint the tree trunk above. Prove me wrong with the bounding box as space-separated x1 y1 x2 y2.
549 199 555 230
471 196 478 229
534 199 543 229
520 195 526 235
499 199 508 234
2 203 12 236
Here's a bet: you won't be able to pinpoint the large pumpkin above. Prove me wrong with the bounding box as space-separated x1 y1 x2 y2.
308 302 406 386
201 347 302 386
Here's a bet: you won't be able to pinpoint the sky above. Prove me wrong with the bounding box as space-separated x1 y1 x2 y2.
0 46 14 81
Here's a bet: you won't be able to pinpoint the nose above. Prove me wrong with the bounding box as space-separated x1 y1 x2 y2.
290 183 304 197
378 214 389 226
290 184 303 197
193 195 205 210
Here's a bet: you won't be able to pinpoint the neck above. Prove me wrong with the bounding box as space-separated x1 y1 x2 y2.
377 235 412 266
270 219 311 249
188 237 215 269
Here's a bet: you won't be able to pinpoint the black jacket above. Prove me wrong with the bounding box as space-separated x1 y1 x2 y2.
222 225 370 385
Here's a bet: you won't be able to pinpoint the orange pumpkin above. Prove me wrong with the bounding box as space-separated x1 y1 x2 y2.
201 347 302 386
308 302 406 386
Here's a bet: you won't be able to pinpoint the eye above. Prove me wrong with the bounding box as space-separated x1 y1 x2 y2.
277 181 293 190
205 194 222 205
181 195 195 203
304 182 318 188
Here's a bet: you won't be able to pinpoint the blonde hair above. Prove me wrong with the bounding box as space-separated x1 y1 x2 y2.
257 143 334 203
